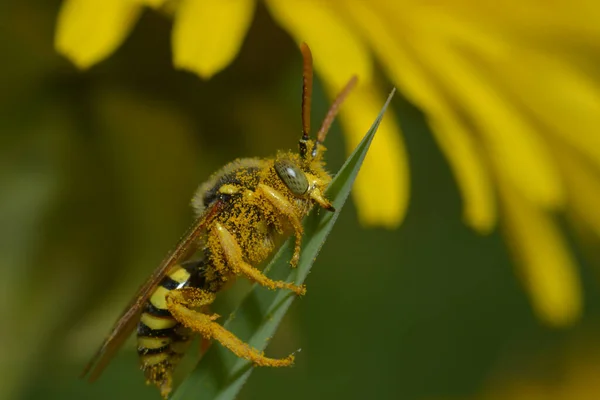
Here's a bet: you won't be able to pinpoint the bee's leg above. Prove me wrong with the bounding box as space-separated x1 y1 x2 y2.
166 287 295 367
256 183 304 268
213 222 306 295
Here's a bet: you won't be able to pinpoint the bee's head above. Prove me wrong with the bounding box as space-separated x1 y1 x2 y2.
273 153 334 211
274 157 310 197
278 43 356 212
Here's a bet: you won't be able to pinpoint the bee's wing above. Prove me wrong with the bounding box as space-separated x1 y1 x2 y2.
81 200 224 382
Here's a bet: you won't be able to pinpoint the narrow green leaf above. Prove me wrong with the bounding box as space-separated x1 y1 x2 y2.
172 88 396 400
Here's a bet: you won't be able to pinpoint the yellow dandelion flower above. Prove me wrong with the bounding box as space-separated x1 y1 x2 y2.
333 0 599 326
54 0 600 326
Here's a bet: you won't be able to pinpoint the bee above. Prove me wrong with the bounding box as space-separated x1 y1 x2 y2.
81 43 357 398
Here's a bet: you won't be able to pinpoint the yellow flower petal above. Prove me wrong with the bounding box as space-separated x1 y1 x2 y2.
334 84 408 228
340 0 496 232
499 176 582 327
265 0 372 89
553 145 600 239
412 40 565 211
55 0 142 69
429 116 497 233
172 0 255 78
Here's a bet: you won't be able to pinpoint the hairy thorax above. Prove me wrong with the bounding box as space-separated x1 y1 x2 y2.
193 155 323 280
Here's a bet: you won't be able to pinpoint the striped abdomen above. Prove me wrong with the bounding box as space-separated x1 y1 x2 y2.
137 260 206 390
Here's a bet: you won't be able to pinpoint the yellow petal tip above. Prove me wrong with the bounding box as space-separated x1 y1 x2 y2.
173 59 217 80
172 0 255 82
54 0 141 71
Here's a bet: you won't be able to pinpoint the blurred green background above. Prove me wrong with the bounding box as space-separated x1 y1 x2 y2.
3 2 600 400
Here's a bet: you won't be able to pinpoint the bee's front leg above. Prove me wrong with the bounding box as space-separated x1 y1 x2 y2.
166 287 295 367
256 183 304 268
213 222 306 295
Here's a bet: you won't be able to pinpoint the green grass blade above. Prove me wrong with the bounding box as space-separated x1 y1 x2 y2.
171 88 396 400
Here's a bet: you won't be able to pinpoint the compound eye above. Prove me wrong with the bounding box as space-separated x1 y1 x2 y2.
274 159 309 196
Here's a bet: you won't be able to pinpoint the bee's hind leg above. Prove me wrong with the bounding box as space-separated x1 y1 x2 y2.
166 287 294 367
213 222 306 295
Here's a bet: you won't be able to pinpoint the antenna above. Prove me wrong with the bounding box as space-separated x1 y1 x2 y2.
299 42 313 158
313 75 358 157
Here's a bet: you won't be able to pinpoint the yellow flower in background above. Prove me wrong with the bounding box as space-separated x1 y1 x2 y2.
55 0 600 326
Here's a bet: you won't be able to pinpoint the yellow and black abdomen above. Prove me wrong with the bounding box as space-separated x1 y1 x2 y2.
136 259 208 386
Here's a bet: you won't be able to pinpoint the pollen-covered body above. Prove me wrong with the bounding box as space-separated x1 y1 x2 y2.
138 150 333 396
82 43 356 400
195 153 332 269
